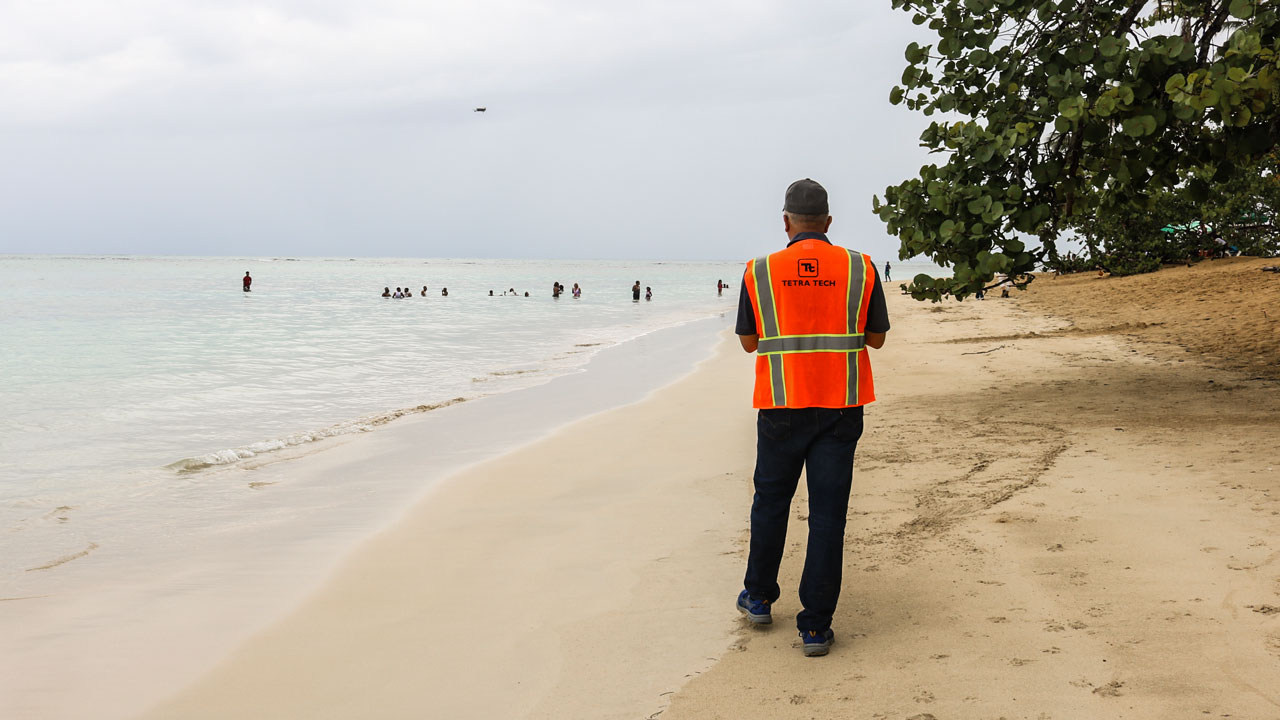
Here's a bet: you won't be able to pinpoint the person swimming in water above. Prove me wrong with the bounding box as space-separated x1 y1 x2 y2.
441 287 449 297
645 286 652 301
382 287 391 297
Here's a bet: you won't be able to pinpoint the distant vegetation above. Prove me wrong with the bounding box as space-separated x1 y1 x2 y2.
1058 150 1279 275
875 0 1280 299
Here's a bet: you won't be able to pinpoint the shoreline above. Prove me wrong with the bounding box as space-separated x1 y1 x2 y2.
0 313 738 720
137 325 760 720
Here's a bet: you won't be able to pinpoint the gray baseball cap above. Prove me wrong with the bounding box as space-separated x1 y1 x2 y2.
783 178 829 215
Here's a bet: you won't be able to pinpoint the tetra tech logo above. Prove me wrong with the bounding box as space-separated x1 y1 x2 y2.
798 259 819 277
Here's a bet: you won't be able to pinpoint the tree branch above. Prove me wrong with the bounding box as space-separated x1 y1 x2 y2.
1198 2 1233 64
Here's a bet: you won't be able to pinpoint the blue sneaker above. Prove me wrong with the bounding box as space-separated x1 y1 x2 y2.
736 590 772 624
800 629 834 657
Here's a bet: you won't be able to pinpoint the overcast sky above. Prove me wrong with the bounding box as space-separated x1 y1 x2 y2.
0 0 934 260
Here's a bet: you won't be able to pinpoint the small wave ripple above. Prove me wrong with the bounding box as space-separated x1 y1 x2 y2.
164 397 468 473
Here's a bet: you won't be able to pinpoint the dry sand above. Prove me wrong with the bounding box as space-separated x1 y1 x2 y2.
1020 256 1280 379
141 260 1279 719
667 260 1280 719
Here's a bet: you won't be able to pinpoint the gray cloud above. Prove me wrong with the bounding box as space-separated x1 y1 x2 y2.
0 0 935 261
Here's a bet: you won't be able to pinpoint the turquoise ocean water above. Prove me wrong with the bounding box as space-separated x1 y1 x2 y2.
0 256 739 573
0 254 944 581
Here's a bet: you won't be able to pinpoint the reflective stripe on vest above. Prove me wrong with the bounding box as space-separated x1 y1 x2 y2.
752 255 787 407
845 249 867 406
753 249 869 407
756 334 866 354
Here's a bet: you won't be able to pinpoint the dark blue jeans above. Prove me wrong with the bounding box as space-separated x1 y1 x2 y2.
744 406 863 632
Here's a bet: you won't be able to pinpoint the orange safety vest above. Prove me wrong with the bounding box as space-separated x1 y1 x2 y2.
744 239 876 409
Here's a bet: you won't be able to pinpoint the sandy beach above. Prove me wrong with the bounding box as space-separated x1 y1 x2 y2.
126 259 1280 718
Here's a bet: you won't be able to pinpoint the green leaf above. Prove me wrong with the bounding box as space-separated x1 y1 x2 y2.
890 86 905 105
1229 0 1254 19
878 0 1280 302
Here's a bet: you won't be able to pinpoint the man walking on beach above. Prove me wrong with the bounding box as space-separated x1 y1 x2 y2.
735 178 889 657
243 271 252 292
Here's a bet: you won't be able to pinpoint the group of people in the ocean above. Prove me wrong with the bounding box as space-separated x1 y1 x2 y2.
381 281 629 299
383 286 447 298
378 275 650 295
550 282 582 298
243 271 706 302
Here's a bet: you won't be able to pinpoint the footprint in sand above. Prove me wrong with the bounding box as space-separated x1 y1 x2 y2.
1265 632 1280 657
1092 680 1124 697
43 506 74 523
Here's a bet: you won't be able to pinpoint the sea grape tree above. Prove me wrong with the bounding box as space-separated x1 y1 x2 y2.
875 0 1280 300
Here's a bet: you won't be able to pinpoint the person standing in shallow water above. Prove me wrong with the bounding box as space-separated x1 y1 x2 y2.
243 272 252 292
632 281 641 301
735 178 890 657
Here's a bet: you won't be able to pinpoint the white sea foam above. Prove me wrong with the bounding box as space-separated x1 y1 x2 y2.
164 397 469 472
